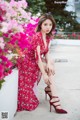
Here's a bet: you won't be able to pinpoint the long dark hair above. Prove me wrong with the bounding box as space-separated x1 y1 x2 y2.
36 13 56 37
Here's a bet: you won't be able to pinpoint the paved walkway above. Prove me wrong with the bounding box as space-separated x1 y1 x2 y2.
14 44 80 120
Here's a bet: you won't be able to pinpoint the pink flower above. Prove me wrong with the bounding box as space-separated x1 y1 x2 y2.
0 56 13 80
18 0 28 9
0 64 4 80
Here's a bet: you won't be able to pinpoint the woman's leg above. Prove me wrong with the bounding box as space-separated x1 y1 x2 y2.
48 74 62 109
49 75 57 96
48 74 67 113
43 60 56 96
43 61 67 113
43 61 57 99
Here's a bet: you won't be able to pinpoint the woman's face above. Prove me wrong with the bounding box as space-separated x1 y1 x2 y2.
41 19 53 34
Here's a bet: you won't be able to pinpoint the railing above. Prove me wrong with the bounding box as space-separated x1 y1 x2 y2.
54 32 80 40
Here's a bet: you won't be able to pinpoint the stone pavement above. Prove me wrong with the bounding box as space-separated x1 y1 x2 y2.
14 44 80 120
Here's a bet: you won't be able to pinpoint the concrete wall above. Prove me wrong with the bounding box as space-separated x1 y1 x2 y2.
51 39 80 46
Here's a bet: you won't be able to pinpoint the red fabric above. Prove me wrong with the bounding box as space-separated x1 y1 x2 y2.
17 32 50 111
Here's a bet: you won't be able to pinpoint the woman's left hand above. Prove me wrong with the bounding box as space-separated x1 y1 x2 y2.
46 64 55 76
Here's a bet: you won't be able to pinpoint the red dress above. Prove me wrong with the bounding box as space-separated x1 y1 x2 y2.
17 32 50 111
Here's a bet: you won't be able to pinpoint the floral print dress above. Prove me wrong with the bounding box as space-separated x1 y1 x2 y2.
17 32 50 111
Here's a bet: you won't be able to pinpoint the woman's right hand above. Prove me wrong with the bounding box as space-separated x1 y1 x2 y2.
43 73 51 85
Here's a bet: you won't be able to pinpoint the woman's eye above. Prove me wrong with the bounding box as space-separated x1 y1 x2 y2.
49 24 52 26
44 23 47 26
44 23 52 26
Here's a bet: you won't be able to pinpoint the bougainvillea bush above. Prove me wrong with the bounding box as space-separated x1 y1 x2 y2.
0 0 39 89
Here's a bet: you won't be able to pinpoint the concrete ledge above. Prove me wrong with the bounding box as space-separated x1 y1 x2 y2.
51 39 80 46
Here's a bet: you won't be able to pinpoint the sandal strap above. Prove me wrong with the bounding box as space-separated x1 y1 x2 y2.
51 96 59 99
45 86 50 90
50 100 61 107
54 104 61 107
45 90 51 92
47 86 50 88
51 100 60 103
45 86 51 92
50 99 60 104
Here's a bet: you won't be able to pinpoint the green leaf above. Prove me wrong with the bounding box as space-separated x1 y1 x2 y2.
0 79 5 90
0 32 3 37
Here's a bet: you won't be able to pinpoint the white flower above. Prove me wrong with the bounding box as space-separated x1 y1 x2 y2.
30 19 37 25
0 37 5 49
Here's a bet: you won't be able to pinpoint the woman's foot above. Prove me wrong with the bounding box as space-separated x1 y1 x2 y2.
49 96 67 114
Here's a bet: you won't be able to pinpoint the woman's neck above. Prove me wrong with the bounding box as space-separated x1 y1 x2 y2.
41 31 46 39
41 31 47 48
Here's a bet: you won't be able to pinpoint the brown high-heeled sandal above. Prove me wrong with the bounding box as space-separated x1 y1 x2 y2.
49 96 67 114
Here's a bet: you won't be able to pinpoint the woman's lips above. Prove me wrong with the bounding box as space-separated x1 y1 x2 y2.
46 30 50 32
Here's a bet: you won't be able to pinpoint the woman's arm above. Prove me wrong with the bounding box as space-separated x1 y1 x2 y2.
36 45 46 75
36 45 51 85
45 51 55 76
45 51 51 65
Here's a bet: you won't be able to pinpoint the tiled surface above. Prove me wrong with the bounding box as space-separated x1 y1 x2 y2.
14 45 80 120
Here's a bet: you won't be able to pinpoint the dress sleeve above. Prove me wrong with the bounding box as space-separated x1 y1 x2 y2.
32 34 40 62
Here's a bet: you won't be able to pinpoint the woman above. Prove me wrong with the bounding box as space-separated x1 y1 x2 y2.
17 13 67 113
